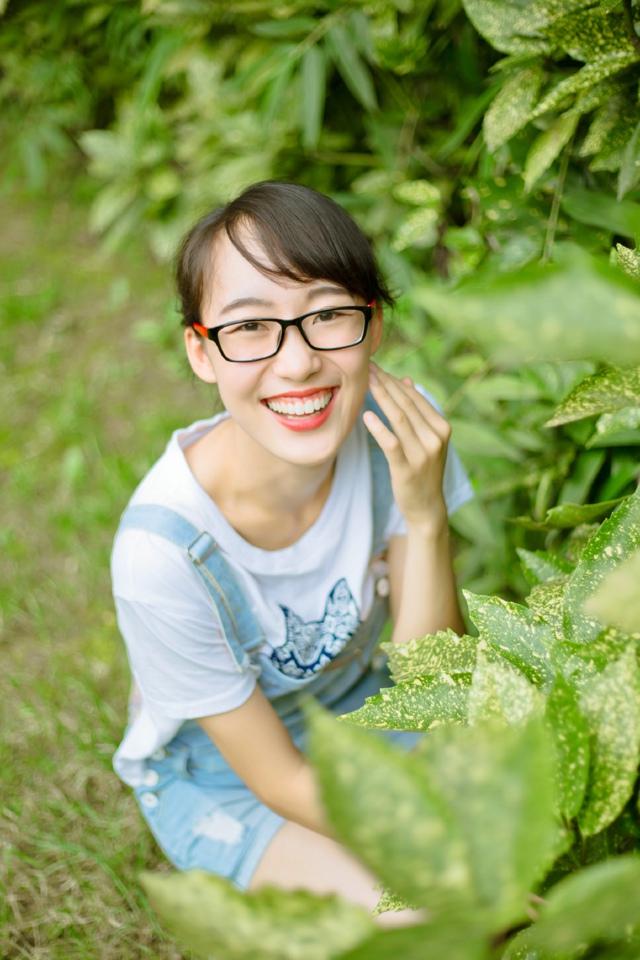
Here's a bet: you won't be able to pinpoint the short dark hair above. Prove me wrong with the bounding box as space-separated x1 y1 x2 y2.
175 181 394 330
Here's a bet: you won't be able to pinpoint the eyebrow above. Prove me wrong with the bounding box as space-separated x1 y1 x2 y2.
219 284 349 317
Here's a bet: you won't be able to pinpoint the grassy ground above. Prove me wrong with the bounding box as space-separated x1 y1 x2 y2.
0 188 218 959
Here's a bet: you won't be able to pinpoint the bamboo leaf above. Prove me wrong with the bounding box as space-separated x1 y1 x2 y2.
140 869 374 960
483 63 544 152
544 675 590 820
468 654 546 726
546 366 640 426
586 549 640 633
577 646 640 835
563 488 640 642
307 705 472 911
523 112 578 192
325 24 377 112
251 18 319 38
527 856 640 953
562 186 640 237
382 630 478 683
300 45 326 150
465 592 556 689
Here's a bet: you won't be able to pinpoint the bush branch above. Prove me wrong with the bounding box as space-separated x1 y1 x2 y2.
622 0 640 56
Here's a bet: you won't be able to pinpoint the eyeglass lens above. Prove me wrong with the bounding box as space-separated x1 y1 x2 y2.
218 308 367 361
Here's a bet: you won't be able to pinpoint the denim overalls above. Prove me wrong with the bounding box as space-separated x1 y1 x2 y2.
116 393 419 889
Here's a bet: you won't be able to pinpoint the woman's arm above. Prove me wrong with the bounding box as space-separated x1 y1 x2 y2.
197 686 331 836
365 363 467 643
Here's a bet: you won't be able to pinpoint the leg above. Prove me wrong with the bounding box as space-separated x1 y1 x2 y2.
248 820 424 928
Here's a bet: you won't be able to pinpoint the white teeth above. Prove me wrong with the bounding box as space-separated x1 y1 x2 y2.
266 391 332 416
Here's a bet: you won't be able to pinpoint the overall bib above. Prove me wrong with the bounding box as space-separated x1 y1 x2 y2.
116 394 419 889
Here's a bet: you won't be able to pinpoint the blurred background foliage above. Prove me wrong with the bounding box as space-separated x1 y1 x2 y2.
3 0 639 607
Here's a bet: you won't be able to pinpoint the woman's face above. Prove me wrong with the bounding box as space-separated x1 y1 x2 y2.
184 232 382 469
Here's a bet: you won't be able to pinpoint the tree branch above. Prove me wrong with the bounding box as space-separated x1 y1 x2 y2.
622 0 640 56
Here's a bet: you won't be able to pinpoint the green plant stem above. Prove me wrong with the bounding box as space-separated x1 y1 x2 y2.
622 0 640 56
541 138 573 265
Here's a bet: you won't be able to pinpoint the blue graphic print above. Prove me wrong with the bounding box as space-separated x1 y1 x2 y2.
270 579 361 678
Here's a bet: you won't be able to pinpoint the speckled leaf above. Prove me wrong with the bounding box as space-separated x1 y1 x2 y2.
382 630 478 683
468 654 546 726
500 926 544 960
577 646 640 835
547 9 630 61
461 0 547 55
307 706 472 911
589 406 640 446
484 64 544 151
586 549 640 633
563 488 640 642
413 249 640 368
140 869 374 960
532 53 638 119
545 676 590 820
340 673 471 732
614 242 640 279
546 366 640 426
526 856 640 954
517 548 574 585
524 112 579 191
514 0 595 35
526 578 568 634
600 0 622 10
618 119 640 197
372 887 416 917
580 93 639 171
419 720 559 928
556 629 630 674
546 499 628 528
337 919 490 960
465 592 556 689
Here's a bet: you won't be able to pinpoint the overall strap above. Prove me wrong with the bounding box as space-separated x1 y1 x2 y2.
117 504 264 671
363 390 394 557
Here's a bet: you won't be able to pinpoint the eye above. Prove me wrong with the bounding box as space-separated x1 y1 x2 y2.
227 320 269 335
315 309 341 323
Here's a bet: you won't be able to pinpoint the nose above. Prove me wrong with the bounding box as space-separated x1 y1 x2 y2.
271 324 322 380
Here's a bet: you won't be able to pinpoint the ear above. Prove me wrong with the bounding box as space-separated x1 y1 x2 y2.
184 327 218 384
369 304 384 356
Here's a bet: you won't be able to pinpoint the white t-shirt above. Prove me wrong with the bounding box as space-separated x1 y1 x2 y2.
111 393 474 785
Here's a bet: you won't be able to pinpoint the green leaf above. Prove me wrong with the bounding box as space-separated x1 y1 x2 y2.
563 488 640 642
140 869 374 960
527 856 640 953
419 720 559 928
448 418 523 461
468 654 546 726
544 675 590 820
618 119 640 197
562 186 640 237
586 549 640 633
414 250 640 367
517 548 574 585
300 45 326 150
614 242 640 280
465 592 556 689
307 706 472 911
532 52 638 118
526 578 568 634
544 499 628 529
382 630 478 683
578 645 640 835
325 24 377 112
340 673 471 731
462 0 548 55
523 111 578 192
251 18 319 38
546 366 640 426
483 64 544 152
338 919 490 960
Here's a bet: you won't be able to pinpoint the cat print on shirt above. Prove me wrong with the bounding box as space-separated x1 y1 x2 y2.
270 578 361 678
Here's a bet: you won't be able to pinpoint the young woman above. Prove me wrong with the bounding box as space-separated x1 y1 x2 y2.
111 181 473 921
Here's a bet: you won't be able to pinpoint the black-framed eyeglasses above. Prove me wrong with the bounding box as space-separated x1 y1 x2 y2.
192 302 375 362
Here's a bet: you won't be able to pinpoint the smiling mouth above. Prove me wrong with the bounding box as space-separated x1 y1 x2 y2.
264 389 334 417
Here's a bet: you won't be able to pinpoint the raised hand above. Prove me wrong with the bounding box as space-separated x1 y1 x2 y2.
363 362 451 533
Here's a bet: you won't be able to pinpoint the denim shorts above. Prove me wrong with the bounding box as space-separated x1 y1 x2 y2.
133 666 420 890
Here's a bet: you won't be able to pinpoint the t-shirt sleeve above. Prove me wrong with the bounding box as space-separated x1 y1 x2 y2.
112 529 256 719
383 384 474 541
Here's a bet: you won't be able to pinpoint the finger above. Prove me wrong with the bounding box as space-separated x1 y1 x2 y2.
368 368 426 462
370 363 451 443
362 409 407 464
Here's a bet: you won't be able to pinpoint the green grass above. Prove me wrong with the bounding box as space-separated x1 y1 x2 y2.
0 189 218 958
